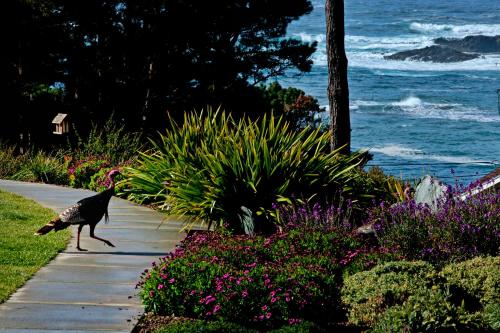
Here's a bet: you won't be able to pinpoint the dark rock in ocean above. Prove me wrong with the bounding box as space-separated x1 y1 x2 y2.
435 35 500 53
384 45 479 63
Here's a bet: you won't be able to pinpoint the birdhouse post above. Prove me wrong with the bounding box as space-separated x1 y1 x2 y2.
52 113 69 135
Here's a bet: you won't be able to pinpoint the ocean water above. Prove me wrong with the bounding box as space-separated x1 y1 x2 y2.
281 0 500 184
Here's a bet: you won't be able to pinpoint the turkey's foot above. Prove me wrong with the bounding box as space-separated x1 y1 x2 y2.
104 240 115 247
76 246 88 251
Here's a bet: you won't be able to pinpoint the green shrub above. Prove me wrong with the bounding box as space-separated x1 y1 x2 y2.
0 144 26 178
126 109 363 231
371 288 487 333
363 166 406 204
69 116 143 165
155 319 257 333
258 82 324 130
138 225 369 329
441 256 500 330
483 303 500 331
341 261 436 326
12 150 67 184
68 157 110 188
441 256 499 306
155 319 326 333
88 165 128 193
268 321 325 333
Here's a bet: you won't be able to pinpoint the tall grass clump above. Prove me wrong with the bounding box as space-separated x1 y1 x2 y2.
125 108 364 232
11 150 67 184
69 116 143 165
0 143 26 178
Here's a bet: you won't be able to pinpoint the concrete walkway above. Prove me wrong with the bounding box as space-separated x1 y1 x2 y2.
0 180 185 333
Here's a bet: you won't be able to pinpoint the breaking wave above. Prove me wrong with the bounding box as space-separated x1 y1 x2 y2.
409 22 500 36
387 96 500 123
369 144 492 165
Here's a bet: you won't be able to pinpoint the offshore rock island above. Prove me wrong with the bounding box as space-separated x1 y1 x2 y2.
385 35 500 62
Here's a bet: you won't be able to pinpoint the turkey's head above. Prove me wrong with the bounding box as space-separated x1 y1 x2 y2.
107 169 121 189
108 169 121 179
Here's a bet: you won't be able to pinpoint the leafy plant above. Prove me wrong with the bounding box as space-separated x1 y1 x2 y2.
268 321 326 332
441 256 499 306
0 144 26 178
371 288 487 333
12 150 67 184
259 82 324 129
67 158 110 189
341 261 436 327
155 319 257 333
125 108 363 232
441 256 500 330
88 166 127 193
68 116 143 165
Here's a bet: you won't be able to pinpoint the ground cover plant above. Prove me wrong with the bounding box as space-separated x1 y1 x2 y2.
0 190 70 303
342 257 499 332
137 202 396 331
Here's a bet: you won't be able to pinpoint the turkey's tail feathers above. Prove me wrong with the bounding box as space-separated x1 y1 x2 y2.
34 218 68 235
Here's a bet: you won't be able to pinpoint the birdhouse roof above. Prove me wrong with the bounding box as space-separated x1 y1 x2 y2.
52 113 68 124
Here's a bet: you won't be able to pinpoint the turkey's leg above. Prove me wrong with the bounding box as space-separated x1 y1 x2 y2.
89 224 115 247
76 224 87 251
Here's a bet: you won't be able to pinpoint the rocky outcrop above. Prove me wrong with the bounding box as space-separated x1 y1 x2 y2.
384 45 479 63
435 35 500 53
384 35 500 63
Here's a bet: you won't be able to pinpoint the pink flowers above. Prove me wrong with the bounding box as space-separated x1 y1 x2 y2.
245 262 257 268
204 295 216 305
139 224 353 327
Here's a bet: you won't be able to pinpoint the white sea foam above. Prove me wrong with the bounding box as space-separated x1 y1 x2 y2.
294 33 434 51
387 96 500 123
292 32 325 44
350 100 383 110
346 35 434 51
347 52 500 72
294 23 500 71
369 144 492 165
409 22 500 36
391 96 423 108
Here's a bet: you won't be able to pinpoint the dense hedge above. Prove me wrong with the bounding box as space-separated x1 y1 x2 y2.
342 257 500 332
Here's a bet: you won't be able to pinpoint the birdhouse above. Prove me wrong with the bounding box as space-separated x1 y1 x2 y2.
52 113 69 135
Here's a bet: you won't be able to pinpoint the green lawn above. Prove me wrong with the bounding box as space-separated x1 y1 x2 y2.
0 190 70 303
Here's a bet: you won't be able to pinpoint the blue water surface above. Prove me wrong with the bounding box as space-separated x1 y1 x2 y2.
281 0 500 183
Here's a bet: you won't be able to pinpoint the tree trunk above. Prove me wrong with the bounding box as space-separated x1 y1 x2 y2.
326 0 350 154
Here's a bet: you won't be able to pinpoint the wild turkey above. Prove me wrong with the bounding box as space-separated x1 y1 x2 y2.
35 169 121 251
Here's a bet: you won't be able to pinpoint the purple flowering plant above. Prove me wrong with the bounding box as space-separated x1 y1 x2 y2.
368 185 499 263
